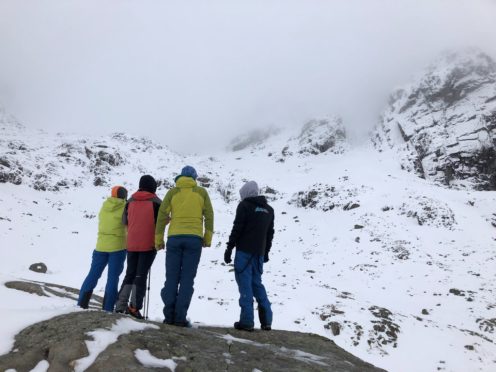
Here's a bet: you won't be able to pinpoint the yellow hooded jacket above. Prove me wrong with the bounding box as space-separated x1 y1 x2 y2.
155 176 214 246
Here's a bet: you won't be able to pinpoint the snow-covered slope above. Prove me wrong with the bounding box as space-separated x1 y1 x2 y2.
1 107 495 372
374 49 496 191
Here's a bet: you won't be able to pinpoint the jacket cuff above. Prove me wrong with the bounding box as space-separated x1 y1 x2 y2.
154 233 165 247
203 230 213 246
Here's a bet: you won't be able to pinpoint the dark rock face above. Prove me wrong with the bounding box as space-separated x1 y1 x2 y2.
28 262 48 274
374 49 496 190
0 311 385 372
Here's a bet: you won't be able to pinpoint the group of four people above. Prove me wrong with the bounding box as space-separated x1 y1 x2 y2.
77 166 275 331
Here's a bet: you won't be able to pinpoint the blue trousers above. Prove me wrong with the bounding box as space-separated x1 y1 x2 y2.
160 236 202 324
78 249 126 312
234 250 272 327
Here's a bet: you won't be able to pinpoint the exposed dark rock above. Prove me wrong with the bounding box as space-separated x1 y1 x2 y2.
477 318 496 333
327 322 341 336
343 202 360 211
156 178 174 190
28 262 48 274
399 196 456 229
0 311 385 372
449 288 464 296
389 242 410 260
290 183 364 212
367 306 400 352
261 186 281 201
196 176 212 188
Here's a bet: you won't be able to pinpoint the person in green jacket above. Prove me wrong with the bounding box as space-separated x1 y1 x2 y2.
78 186 128 312
155 166 214 326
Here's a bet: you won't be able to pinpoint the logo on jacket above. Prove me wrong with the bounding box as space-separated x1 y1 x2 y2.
255 207 269 214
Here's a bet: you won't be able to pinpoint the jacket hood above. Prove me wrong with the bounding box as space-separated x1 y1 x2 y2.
175 176 197 188
101 197 126 212
244 195 268 207
240 181 259 200
131 191 157 201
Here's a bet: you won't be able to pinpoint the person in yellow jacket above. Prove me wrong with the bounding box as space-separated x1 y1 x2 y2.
78 186 128 311
155 166 214 327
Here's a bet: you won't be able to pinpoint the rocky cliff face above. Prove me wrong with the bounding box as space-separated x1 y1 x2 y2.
374 49 496 190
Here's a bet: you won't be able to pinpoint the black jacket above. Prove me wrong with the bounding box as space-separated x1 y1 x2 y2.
227 196 275 256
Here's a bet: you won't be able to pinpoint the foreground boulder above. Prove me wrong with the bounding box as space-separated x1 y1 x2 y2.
374 49 496 190
0 311 385 371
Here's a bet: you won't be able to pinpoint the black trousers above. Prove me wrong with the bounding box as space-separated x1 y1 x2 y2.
116 250 156 311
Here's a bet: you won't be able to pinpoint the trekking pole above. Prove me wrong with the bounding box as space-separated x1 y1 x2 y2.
145 268 151 320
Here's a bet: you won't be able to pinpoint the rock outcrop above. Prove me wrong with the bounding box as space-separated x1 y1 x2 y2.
278 116 347 162
0 311 385 372
295 116 347 156
374 49 496 190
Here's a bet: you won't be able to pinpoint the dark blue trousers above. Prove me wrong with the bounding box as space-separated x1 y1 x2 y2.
234 250 273 327
78 249 126 311
161 236 202 324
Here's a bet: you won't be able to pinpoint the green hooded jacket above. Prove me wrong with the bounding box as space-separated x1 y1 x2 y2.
96 197 127 252
155 176 214 246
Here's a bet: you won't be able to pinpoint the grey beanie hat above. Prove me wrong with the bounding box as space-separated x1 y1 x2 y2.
239 181 259 200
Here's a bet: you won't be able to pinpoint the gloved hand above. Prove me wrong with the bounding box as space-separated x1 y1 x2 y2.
155 243 165 251
263 252 269 263
224 248 233 264
203 231 213 248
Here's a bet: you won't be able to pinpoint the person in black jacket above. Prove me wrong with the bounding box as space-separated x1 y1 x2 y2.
224 180 274 331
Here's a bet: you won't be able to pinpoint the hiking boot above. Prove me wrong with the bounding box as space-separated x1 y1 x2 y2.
126 306 144 319
173 320 192 328
261 325 272 331
234 322 254 332
163 319 174 325
78 291 92 309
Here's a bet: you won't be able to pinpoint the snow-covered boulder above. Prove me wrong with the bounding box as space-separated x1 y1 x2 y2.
374 49 496 190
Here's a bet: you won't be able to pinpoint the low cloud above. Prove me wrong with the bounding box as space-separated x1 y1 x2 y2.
0 0 495 153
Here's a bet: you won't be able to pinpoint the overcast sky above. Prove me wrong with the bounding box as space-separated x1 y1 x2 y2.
0 0 495 153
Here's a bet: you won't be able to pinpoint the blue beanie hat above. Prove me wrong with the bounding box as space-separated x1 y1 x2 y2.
176 166 198 182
